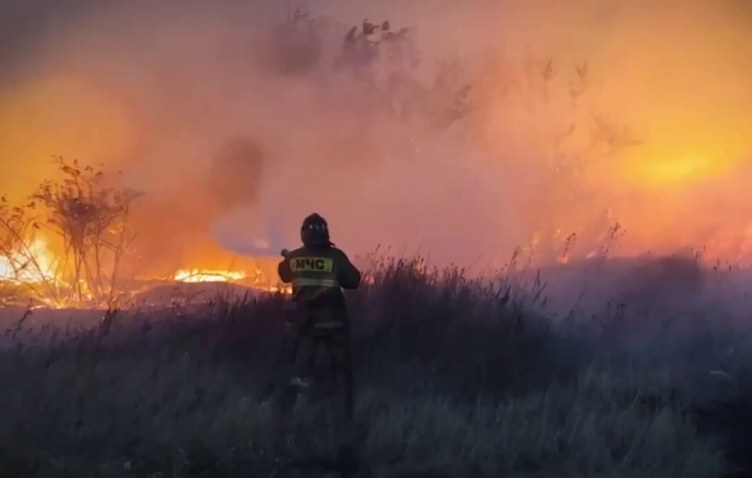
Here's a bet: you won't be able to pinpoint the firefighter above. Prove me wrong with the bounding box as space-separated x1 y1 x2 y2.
275 213 361 419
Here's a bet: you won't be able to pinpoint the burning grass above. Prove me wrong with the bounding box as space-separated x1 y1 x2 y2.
0 157 291 310
0 255 743 478
1 6 751 477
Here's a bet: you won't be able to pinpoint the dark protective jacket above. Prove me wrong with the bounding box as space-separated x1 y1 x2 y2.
278 245 361 310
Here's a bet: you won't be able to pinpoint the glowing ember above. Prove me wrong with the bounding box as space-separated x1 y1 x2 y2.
174 269 247 283
266 285 292 295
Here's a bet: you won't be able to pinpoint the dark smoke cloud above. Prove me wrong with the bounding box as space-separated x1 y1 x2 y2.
207 137 266 211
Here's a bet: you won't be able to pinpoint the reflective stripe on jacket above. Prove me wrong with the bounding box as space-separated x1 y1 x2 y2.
278 245 362 306
287 253 339 302
291 278 339 288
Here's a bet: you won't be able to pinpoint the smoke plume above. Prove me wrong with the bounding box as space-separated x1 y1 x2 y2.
1 0 751 278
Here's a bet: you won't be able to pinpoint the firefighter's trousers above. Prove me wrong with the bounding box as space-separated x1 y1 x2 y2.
273 312 354 420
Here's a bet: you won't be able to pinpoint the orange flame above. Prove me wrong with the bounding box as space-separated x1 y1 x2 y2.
0 238 57 284
173 269 247 283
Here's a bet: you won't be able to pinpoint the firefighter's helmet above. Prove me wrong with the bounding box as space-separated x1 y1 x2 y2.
301 213 332 247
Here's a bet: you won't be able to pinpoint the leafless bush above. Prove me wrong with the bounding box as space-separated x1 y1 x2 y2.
0 196 62 306
263 8 642 259
29 157 142 307
269 7 328 75
339 19 475 128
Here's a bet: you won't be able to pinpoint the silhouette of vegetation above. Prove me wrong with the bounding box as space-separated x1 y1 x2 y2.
269 10 472 130
271 7 328 75
0 8 746 478
0 195 60 306
0 257 733 477
474 56 643 261
265 10 640 262
0 157 141 308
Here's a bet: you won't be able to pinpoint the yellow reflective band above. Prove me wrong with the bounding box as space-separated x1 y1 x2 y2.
289 257 334 272
292 278 339 288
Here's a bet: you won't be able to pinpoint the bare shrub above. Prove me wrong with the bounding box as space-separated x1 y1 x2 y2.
269 7 327 75
30 157 142 307
0 195 63 306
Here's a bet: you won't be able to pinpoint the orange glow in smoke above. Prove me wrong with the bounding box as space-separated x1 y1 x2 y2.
0 0 750 308
0 75 137 203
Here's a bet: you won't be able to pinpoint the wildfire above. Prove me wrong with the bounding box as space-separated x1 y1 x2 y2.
1 1 750 284
0 237 292 309
174 269 247 283
0 237 73 308
0 238 57 284
172 268 291 294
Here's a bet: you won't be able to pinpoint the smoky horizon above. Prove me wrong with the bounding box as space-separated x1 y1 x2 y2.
0 0 751 282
